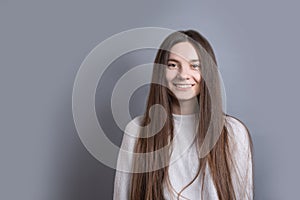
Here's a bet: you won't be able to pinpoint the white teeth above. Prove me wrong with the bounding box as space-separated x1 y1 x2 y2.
175 84 193 88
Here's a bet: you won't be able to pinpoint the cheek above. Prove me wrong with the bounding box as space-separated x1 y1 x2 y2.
195 72 201 83
165 70 177 82
194 74 201 92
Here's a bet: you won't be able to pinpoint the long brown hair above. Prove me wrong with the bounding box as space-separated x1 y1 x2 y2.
130 30 253 200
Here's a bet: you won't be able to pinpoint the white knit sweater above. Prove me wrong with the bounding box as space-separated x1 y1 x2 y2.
113 113 253 200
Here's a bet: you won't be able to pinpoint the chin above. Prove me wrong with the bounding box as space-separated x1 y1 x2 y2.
173 94 198 101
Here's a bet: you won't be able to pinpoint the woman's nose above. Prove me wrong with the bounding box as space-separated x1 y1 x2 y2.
177 65 191 79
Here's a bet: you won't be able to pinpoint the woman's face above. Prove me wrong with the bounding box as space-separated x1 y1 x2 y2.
165 42 201 101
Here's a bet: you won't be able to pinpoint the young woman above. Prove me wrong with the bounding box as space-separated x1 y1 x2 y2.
113 30 253 200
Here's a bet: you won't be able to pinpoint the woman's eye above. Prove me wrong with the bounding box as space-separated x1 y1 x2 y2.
191 64 200 69
167 63 177 68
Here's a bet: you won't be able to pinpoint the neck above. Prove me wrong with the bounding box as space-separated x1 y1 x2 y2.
172 97 199 115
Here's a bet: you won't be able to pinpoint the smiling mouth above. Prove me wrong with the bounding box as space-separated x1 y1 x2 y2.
173 83 195 88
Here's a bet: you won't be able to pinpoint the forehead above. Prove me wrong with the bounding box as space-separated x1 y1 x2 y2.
168 42 199 61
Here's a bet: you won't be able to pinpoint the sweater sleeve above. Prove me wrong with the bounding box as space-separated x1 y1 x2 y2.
226 116 254 200
113 117 141 200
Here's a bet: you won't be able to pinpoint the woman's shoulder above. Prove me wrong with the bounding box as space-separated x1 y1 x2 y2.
224 114 253 148
124 115 144 136
225 115 249 131
120 115 144 151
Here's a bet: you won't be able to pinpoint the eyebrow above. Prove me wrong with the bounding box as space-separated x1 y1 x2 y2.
167 58 200 63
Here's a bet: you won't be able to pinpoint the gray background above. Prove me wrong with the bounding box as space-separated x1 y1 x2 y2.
1 0 299 199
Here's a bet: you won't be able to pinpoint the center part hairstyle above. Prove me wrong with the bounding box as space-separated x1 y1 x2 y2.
130 30 253 200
